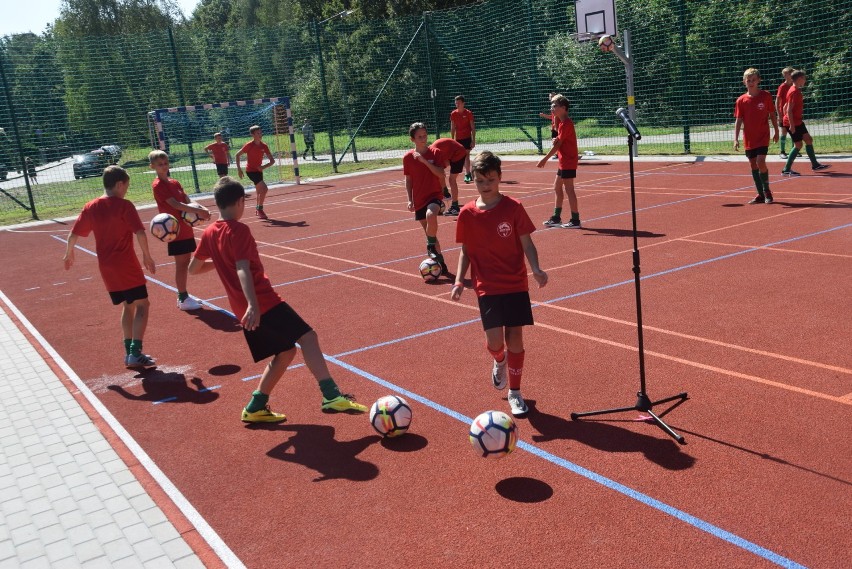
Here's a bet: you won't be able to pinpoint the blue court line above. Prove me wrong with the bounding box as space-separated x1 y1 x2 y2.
52 234 813 566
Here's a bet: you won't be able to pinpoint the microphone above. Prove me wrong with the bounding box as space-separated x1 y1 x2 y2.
615 107 641 140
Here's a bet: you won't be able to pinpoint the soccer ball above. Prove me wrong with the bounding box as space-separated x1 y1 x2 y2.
419 258 442 281
598 35 615 52
181 207 204 227
469 410 518 458
150 213 180 242
370 395 412 438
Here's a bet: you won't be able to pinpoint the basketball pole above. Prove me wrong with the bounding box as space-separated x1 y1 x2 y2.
570 127 688 445
607 30 638 158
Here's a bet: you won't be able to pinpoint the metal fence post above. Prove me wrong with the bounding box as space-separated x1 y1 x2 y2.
313 21 338 173
0 46 37 219
167 27 201 192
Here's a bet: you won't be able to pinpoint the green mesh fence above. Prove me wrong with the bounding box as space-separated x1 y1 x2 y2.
1 0 849 224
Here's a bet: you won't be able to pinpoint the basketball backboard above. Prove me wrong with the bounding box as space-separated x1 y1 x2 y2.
574 0 617 41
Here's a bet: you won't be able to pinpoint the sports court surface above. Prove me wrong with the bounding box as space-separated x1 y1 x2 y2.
1 156 849 568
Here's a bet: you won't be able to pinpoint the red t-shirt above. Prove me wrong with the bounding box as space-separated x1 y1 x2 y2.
544 113 561 132
194 219 282 317
71 196 145 292
430 138 467 166
239 141 271 172
403 149 443 210
450 108 475 140
455 195 536 296
206 142 229 164
734 90 775 150
152 177 194 241
776 82 791 116
557 117 578 170
785 85 803 127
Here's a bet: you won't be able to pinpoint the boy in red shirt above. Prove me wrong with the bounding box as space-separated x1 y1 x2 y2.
451 151 548 417
63 166 157 369
235 125 275 219
536 94 581 228
775 67 794 158
450 95 476 183
539 92 560 140
782 70 830 176
149 150 211 311
404 122 449 274
734 68 779 204
204 132 231 178
430 137 468 216
189 177 367 422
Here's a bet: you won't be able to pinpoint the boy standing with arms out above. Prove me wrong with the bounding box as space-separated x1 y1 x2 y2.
775 67 794 158
537 95 581 228
189 177 367 422
430 137 468 216
235 125 275 219
452 152 547 417
404 122 449 274
450 95 476 183
782 70 830 176
63 166 157 369
734 68 779 204
204 132 231 178
149 150 211 311
301 119 316 160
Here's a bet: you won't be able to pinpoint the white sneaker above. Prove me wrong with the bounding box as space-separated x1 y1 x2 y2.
508 390 528 417
177 296 202 311
492 357 507 390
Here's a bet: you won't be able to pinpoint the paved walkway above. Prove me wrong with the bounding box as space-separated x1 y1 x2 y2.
0 301 209 568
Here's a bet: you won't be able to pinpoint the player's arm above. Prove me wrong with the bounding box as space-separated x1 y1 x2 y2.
188 255 215 275
63 232 80 269
520 233 547 288
450 119 456 140
451 244 470 300
262 148 275 170
204 143 214 156
166 197 211 219
134 229 156 274
470 115 476 148
405 175 415 211
786 101 796 133
733 117 743 151
769 107 779 143
537 138 561 168
235 148 245 177
235 259 260 331
539 112 552 119
415 153 446 179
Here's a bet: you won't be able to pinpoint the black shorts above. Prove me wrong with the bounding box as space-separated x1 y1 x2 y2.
551 129 558 139
456 138 473 150
557 169 577 179
449 158 465 175
744 146 769 159
477 291 534 330
790 123 808 143
246 171 264 184
109 284 149 306
168 238 197 257
243 301 313 362
215 163 228 176
414 198 445 221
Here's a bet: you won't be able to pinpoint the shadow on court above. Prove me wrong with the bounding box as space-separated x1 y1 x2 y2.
264 219 309 228
107 369 219 404
776 201 852 209
495 476 554 503
191 308 242 332
266 424 381 482
580 227 666 239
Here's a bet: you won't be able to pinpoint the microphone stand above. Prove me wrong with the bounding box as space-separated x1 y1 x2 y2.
570 133 689 444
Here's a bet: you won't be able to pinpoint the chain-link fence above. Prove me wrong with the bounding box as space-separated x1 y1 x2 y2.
1 0 849 223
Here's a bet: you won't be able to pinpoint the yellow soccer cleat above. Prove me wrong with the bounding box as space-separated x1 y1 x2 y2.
321 394 368 413
241 406 286 423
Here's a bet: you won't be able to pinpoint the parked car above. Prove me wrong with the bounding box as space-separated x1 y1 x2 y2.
100 144 122 165
73 152 107 179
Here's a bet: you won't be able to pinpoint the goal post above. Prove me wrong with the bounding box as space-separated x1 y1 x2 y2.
148 97 301 186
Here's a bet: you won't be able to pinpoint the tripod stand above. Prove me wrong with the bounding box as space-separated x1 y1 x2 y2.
570 133 688 444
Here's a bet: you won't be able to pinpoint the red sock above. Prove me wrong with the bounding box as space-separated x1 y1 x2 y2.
486 344 505 362
507 350 525 390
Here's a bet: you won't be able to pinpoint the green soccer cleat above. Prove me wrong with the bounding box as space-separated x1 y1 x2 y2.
241 406 286 423
321 394 368 413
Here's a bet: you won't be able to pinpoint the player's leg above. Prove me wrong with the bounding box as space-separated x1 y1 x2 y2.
544 175 563 226
755 153 773 203
424 202 448 273
464 150 472 182
255 180 268 211
561 176 581 228
297 329 367 412
504 325 526 400
120 302 134 358
484 326 508 390
783 129 804 175
243 347 296 421
125 289 155 368
747 152 765 203
445 159 463 215
779 126 788 157
801 132 828 170
173 252 195 309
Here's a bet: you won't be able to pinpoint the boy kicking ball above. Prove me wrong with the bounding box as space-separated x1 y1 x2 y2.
451 151 548 417
189 177 367 423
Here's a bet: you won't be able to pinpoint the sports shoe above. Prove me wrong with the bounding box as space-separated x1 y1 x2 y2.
778 152 787 159
444 205 460 216
763 190 774 204
812 163 830 171
748 195 765 204
561 219 582 229
464 173 472 183
543 216 562 227
491 357 507 390
255 208 269 219
440 262 449 275
442 187 451 198
781 169 800 176
125 353 156 369
241 405 286 423
507 390 529 417
321 394 368 413
177 296 202 311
